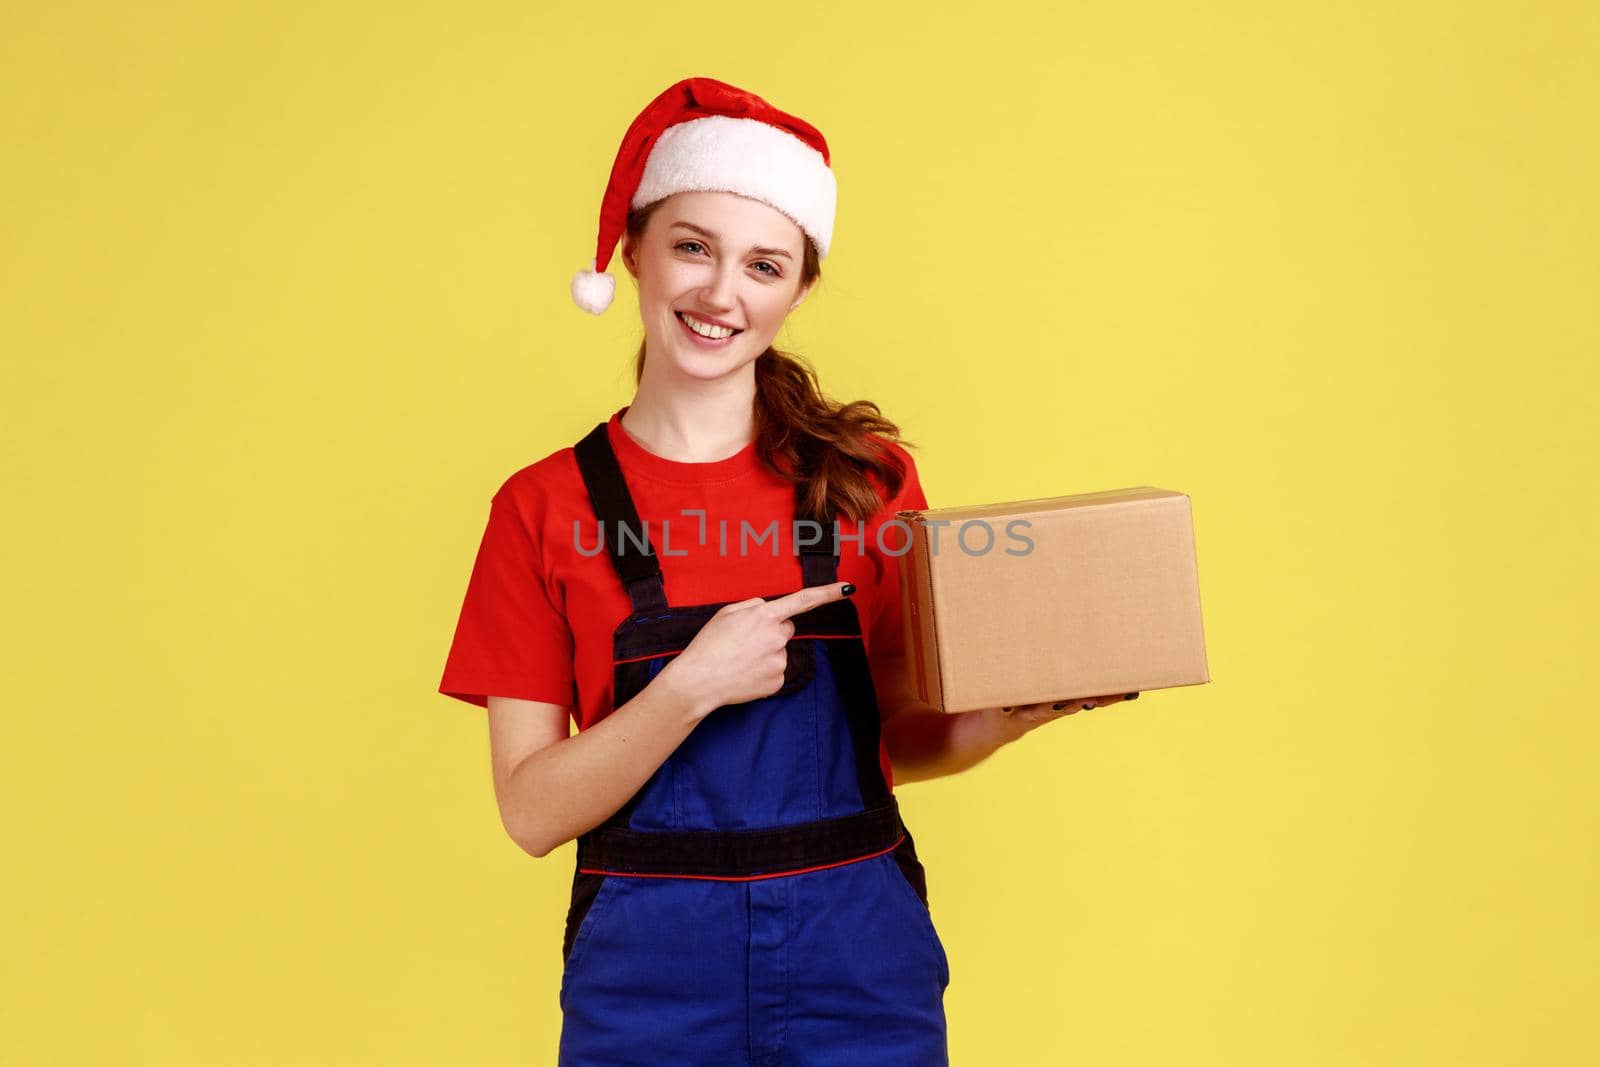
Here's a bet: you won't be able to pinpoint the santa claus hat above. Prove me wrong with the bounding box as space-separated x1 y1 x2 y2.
571 77 836 315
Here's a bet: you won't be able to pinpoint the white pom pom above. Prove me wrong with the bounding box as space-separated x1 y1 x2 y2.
571 259 615 314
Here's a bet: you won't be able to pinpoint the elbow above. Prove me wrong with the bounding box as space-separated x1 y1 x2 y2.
499 811 560 860
508 825 558 859
495 763 562 859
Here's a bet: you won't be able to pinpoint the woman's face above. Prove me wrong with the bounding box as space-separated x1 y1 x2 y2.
622 190 810 382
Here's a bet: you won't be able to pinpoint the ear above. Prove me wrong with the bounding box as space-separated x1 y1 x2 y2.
789 283 811 313
620 236 640 281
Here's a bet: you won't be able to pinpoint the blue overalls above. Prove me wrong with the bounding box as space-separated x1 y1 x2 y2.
557 422 951 1066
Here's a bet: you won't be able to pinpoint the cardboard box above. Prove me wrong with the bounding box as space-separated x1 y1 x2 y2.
895 487 1210 713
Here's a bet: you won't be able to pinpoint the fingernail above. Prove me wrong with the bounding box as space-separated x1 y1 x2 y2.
1082 702 1095 710
841 583 855 596
1124 692 1140 701
1051 702 1065 710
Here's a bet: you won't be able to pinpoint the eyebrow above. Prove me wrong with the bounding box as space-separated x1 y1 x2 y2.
669 221 794 261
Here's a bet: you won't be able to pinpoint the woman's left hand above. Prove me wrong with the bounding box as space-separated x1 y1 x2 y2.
997 691 1140 732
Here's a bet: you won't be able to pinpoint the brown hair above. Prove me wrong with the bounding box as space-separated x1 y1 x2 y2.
623 198 916 526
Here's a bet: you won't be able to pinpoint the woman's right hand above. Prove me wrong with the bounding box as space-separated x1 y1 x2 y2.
663 580 856 719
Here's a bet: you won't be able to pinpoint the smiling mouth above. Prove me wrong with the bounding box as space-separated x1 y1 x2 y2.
676 310 744 338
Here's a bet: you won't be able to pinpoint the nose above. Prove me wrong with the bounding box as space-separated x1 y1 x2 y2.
699 261 739 311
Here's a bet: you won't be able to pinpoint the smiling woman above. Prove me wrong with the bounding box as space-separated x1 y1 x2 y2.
440 76 954 1066
615 186 907 527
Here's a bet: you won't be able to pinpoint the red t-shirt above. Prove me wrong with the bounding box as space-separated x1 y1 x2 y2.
438 405 929 785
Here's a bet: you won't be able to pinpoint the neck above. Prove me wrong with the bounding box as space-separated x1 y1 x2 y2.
620 381 758 464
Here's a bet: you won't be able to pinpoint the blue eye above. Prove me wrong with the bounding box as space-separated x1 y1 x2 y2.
676 241 780 278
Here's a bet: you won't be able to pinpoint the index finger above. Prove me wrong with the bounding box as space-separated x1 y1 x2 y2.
764 580 855 621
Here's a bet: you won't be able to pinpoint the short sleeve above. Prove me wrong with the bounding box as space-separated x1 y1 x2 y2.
866 445 930 663
438 488 577 710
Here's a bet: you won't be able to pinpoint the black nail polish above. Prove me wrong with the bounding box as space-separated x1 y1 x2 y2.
1125 692 1139 700
1082 702 1095 710
841 583 855 596
1000 706 1012 712
1052 702 1065 710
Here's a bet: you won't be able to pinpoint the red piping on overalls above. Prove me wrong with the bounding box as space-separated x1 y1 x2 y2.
579 834 905 882
613 633 860 667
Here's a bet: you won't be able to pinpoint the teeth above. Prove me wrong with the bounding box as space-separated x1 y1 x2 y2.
680 312 736 339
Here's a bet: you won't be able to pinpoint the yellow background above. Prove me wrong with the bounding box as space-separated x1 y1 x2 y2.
3 1 1595 1063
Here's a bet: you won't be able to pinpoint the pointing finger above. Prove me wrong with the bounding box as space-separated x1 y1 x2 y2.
764 580 855 621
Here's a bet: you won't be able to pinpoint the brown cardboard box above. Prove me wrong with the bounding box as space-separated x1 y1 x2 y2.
895 487 1210 713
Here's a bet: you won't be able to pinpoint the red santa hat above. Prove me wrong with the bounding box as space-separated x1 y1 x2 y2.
570 77 836 315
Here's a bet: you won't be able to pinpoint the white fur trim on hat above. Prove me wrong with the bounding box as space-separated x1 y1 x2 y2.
631 115 836 259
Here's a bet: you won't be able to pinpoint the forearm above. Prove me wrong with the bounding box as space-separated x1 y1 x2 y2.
504 662 708 857
881 701 1031 785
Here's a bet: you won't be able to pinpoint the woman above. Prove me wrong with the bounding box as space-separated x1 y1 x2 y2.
439 77 1132 1066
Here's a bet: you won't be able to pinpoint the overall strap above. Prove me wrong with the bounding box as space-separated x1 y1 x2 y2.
574 419 843 607
574 422 668 613
795 485 840 588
